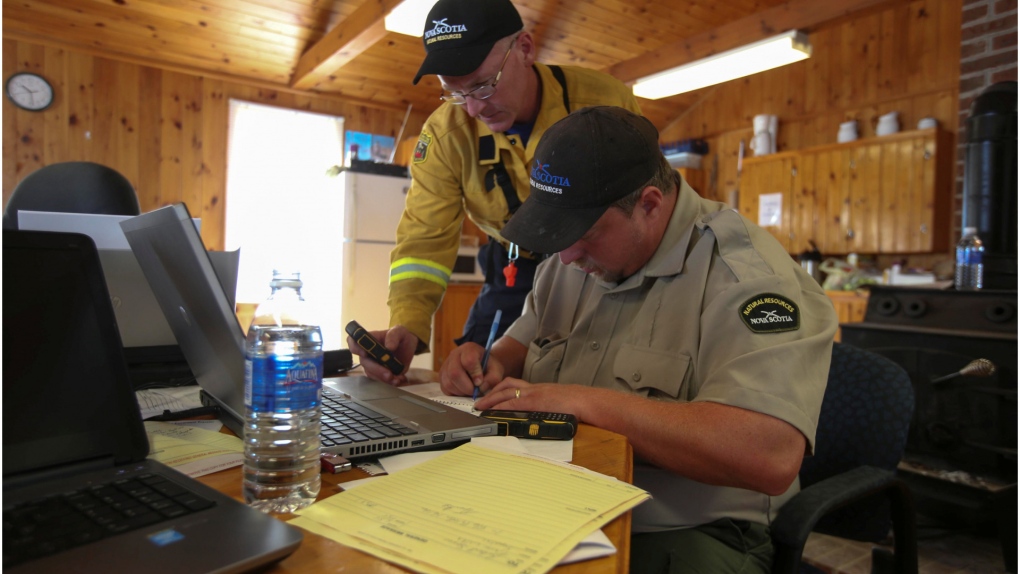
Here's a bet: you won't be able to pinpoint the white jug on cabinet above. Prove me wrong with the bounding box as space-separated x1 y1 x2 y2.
876 111 900 136
837 120 858 143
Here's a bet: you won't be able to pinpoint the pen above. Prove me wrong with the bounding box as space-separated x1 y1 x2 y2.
475 309 502 400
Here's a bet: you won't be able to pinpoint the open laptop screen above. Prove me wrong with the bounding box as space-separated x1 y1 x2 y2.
2 230 148 478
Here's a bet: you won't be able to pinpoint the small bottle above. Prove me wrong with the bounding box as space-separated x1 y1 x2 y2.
954 227 985 290
243 270 323 513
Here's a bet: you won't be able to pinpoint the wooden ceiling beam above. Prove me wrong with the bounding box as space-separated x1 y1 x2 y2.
607 0 901 85
290 0 406 90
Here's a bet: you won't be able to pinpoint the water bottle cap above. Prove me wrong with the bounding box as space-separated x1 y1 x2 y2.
962 227 978 237
270 270 303 289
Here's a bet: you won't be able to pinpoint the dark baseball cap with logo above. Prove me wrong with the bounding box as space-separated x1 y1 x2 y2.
501 106 663 254
412 0 524 85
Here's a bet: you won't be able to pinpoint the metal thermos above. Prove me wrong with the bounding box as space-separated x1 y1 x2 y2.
799 241 823 284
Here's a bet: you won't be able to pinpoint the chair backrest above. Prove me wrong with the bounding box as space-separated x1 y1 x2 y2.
803 342 915 541
3 162 141 230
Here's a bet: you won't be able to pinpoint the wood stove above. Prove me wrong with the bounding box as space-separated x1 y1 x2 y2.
840 285 1016 570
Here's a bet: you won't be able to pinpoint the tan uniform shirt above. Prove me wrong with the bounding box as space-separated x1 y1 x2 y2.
504 180 838 531
388 64 641 349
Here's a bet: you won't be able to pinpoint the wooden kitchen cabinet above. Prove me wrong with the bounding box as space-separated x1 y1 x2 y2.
738 156 797 251
432 282 483 371
739 128 951 255
826 289 869 342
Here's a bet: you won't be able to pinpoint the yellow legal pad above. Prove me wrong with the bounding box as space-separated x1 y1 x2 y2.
291 443 649 574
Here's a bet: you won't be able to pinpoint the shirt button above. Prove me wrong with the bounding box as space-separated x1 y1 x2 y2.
509 138 517 145
609 293 618 300
632 372 642 382
589 341 600 351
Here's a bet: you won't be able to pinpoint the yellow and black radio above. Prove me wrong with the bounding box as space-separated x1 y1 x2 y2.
480 410 578 440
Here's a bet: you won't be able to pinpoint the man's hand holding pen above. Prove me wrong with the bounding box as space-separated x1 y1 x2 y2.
438 339 506 398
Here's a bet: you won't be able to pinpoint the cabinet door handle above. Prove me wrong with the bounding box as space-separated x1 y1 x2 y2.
920 224 928 234
846 228 855 239
923 151 932 160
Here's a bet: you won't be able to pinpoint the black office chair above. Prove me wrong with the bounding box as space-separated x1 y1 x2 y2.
3 161 141 229
771 342 918 574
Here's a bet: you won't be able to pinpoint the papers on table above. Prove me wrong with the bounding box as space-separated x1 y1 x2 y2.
291 443 649 574
144 421 243 478
136 386 204 420
402 381 479 413
340 440 620 566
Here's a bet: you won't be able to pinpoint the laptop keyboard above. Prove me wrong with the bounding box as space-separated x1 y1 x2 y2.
3 472 215 568
319 389 418 448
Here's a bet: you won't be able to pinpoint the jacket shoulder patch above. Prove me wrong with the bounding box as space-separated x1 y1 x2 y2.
413 132 432 164
739 293 800 333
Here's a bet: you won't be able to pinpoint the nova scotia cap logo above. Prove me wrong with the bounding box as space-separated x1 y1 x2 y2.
425 17 468 45
739 293 800 333
530 160 570 195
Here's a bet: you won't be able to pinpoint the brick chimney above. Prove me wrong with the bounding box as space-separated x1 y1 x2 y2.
956 0 1018 239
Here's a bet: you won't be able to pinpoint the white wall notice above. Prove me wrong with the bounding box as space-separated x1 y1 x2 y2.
758 193 783 227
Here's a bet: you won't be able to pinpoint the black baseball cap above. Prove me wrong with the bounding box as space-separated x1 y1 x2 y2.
501 106 663 254
412 0 524 85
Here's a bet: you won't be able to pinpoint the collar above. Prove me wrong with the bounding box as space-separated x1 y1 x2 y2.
632 177 722 281
476 63 567 165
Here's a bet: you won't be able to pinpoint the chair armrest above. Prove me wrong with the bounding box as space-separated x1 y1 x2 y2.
771 465 918 574
773 466 895 547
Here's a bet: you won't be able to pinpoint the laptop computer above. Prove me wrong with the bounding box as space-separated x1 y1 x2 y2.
18 210 239 350
2 229 303 572
119 203 498 460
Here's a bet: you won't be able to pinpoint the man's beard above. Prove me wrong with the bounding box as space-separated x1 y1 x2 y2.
571 258 623 283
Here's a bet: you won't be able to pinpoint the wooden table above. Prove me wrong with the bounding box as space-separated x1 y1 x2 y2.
197 423 634 573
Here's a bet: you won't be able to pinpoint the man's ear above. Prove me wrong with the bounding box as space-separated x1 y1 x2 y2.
516 32 537 67
638 185 665 218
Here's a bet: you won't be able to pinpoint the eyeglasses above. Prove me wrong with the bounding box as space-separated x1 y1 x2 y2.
439 35 518 105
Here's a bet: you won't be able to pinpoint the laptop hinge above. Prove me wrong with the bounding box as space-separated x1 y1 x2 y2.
4 456 118 491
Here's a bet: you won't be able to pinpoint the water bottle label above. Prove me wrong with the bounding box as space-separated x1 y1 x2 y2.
245 354 323 412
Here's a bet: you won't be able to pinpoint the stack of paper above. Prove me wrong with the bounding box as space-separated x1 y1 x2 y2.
144 421 244 478
291 443 649 574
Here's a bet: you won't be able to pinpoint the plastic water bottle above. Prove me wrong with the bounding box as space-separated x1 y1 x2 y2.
954 227 985 290
243 270 322 513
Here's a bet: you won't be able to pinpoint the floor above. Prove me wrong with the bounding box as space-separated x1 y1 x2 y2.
801 516 1010 573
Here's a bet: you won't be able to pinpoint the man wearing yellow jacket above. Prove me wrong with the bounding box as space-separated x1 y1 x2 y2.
351 0 641 382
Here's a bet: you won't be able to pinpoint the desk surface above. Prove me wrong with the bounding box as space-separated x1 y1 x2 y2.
197 423 634 573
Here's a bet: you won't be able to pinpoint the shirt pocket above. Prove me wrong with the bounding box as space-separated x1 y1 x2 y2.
613 344 692 399
523 337 568 383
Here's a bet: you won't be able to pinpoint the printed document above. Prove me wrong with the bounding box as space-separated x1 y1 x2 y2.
290 443 649 574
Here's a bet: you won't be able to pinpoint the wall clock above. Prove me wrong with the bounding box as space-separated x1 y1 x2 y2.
6 72 54 112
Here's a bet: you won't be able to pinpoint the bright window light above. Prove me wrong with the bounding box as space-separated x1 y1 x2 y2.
385 0 440 37
225 100 346 349
633 31 812 100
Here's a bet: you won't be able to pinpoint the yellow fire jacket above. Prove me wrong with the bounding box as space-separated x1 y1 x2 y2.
389 63 642 351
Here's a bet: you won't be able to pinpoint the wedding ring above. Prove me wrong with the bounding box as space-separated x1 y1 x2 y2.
515 389 521 399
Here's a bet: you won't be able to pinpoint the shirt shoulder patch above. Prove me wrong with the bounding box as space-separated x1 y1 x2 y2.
739 293 800 333
413 132 432 164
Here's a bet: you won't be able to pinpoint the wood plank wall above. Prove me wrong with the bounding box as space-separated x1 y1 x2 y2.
660 0 962 251
2 38 429 250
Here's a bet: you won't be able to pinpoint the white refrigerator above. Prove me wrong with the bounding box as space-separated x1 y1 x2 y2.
337 170 433 369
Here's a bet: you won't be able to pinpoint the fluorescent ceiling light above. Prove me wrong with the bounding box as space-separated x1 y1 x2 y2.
385 0 440 37
633 31 812 100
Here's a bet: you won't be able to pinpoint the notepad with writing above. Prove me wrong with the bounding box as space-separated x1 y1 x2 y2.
290 443 649 574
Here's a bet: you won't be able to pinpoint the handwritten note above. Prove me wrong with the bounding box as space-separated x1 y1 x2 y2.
402 382 478 413
290 443 648 574
144 421 244 478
